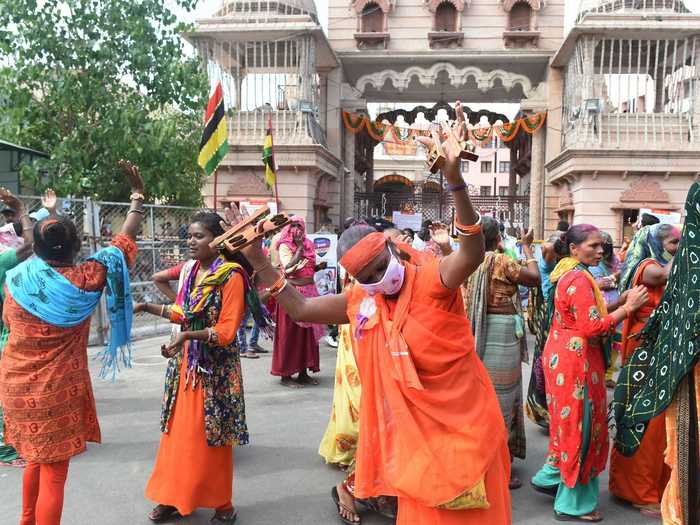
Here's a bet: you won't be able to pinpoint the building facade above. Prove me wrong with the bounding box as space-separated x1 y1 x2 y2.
187 0 700 242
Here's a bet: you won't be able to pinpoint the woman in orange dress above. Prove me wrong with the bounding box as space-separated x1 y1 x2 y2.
0 162 144 525
137 211 269 524
240 105 513 525
609 223 680 517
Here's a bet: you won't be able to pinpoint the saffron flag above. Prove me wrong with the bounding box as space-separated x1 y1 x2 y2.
198 82 229 177
262 115 276 190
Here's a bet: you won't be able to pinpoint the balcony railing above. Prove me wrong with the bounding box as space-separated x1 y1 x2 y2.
577 0 691 22
228 109 326 147
563 111 695 149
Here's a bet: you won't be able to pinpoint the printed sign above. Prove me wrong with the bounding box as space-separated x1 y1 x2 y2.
638 208 682 226
239 200 278 217
308 233 338 295
391 211 423 232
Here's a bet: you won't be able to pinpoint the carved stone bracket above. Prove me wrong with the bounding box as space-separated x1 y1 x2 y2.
356 62 535 96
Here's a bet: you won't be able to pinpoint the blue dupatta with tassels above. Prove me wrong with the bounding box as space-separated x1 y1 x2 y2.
6 246 133 379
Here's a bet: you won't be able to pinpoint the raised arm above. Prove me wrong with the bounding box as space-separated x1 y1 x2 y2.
152 266 180 302
117 160 145 240
515 230 541 287
0 188 34 262
417 102 484 289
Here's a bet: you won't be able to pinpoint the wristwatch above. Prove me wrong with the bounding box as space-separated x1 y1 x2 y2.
130 192 145 201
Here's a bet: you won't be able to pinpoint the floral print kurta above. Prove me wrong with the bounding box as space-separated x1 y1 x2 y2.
160 270 249 447
543 268 616 488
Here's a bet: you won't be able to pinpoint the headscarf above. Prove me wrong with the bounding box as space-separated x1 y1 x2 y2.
599 231 620 275
275 215 315 261
339 231 387 277
612 182 700 456
0 222 22 253
171 255 271 382
618 223 677 293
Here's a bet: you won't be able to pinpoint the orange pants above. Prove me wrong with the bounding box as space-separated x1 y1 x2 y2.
20 460 70 525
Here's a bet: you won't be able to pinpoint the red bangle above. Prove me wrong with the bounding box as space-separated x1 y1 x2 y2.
266 275 287 297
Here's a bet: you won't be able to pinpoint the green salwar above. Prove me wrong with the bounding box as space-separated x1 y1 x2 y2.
532 386 599 516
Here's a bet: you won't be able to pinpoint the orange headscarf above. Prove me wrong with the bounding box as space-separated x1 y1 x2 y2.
339 231 387 277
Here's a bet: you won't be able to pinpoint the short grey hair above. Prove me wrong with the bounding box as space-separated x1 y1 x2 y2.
337 225 377 260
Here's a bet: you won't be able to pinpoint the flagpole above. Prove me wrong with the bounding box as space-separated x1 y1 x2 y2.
268 112 280 211
213 169 218 213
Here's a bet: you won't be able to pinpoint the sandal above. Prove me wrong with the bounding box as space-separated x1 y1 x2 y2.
356 496 397 520
531 481 558 497
554 510 603 522
634 504 662 518
240 351 260 359
211 508 238 524
332 486 362 524
509 475 523 490
148 504 180 523
281 377 304 389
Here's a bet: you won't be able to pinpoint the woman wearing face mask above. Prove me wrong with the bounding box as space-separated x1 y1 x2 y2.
464 218 540 490
240 102 512 525
271 216 324 388
608 223 680 517
530 225 649 523
136 212 270 524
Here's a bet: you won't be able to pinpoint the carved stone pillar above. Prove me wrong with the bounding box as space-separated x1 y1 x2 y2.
528 124 545 237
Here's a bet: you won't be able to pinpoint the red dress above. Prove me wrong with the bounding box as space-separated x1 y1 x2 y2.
543 269 616 488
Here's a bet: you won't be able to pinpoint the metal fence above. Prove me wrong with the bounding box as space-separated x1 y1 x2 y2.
16 196 200 345
354 192 531 230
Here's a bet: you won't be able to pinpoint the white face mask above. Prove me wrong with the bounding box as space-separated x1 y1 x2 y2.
359 254 406 296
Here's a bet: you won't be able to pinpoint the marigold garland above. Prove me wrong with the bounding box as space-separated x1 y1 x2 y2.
340 110 547 146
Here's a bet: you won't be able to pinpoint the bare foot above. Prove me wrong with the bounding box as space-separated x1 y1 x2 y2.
281 376 304 388
335 482 360 523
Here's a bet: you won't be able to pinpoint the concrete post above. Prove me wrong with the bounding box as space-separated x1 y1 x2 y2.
528 124 546 238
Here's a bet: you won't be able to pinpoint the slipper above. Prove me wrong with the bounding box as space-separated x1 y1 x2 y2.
148 504 181 523
211 509 238 524
554 511 603 522
332 486 361 524
240 352 260 359
531 481 558 497
281 378 304 389
634 504 662 518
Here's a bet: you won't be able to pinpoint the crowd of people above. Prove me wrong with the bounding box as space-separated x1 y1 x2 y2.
0 110 698 525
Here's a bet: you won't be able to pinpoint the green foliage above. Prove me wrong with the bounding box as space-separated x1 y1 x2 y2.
0 0 208 205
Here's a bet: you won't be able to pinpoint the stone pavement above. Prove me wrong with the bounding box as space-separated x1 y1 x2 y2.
0 334 657 525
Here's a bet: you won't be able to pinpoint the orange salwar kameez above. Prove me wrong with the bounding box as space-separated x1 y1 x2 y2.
145 272 245 516
346 259 512 525
609 259 671 506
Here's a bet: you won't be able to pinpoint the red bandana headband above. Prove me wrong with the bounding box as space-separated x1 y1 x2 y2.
339 231 387 277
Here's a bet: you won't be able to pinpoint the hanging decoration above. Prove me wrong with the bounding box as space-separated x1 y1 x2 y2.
341 110 547 146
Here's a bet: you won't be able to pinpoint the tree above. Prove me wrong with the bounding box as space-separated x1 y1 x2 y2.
0 0 209 205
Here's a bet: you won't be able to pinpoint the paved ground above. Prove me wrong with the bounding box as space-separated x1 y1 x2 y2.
0 334 657 525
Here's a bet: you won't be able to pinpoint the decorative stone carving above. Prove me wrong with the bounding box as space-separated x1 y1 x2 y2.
226 170 272 197
501 0 541 12
619 176 670 204
424 0 467 13
351 0 393 14
356 63 535 95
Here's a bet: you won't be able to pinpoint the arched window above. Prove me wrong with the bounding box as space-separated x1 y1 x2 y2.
434 2 457 32
509 1 531 31
361 2 384 32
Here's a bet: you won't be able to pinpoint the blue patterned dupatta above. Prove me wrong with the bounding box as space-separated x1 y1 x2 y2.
6 247 133 379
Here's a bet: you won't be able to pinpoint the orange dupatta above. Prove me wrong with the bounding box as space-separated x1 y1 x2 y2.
346 261 506 507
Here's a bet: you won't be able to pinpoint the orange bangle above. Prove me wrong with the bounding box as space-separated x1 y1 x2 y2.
266 275 287 297
454 219 482 236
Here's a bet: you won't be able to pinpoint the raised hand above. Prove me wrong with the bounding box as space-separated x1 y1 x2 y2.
0 187 25 213
416 101 469 183
41 188 57 215
429 222 451 246
118 159 144 194
520 229 534 246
